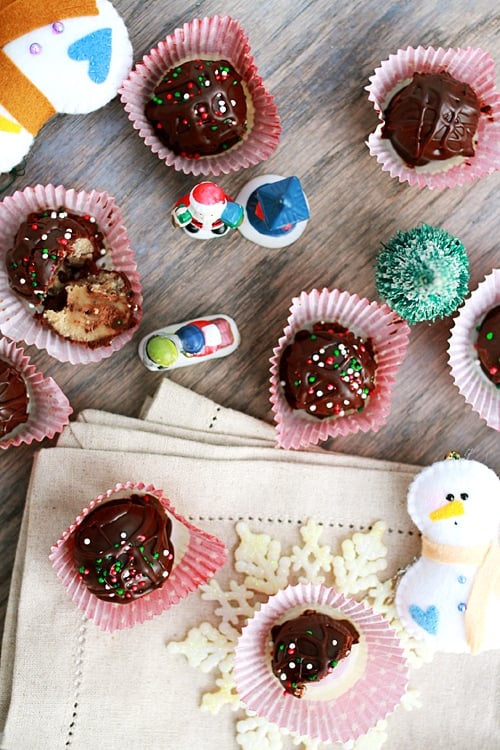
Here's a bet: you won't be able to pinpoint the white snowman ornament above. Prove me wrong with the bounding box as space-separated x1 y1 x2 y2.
0 0 132 173
396 454 500 654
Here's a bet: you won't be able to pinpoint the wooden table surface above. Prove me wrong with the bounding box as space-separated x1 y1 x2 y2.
0 0 499 645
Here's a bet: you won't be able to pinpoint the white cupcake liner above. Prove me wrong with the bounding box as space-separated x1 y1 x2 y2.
119 15 281 176
50 482 227 632
448 268 500 431
234 583 409 745
0 336 72 449
270 288 410 450
366 46 500 189
0 184 142 364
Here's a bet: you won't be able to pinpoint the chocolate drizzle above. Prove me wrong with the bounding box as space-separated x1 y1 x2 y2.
271 609 360 698
279 321 376 418
73 494 175 603
145 59 248 156
382 71 481 167
0 360 29 438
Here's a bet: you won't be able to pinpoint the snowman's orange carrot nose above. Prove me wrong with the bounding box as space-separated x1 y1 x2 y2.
429 498 465 522
0 0 99 135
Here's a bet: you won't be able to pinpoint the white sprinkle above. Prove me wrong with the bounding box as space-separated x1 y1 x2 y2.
306 663 313 670
309 404 316 412
83 537 91 545
316 390 324 397
288 662 296 669
280 673 287 681
332 639 338 646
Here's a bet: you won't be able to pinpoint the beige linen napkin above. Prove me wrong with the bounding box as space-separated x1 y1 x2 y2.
0 380 498 750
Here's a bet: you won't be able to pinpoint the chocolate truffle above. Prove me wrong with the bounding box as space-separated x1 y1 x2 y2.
0 360 29 438
6 208 105 307
145 59 248 157
42 269 137 347
382 71 481 167
73 494 175 603
271 609 359 698
279 321 376 419
476 305 500 385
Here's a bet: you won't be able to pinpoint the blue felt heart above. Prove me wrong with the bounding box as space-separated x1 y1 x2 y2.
409 604 439 635
67 28 112 84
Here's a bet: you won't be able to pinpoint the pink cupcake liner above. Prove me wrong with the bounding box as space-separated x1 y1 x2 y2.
366 46 500 189
50 481 227 632
0 184 142 364
0 336 72 449
448 268 500 431
234 583 409 745
119 15 281 176
269 288 411 450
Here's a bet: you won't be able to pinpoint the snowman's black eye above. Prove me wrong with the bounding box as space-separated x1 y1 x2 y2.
446 493 454 502
460 493 469 501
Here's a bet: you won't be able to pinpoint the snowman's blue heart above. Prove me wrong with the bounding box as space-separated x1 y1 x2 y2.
409 604 439 635
68 29 112 84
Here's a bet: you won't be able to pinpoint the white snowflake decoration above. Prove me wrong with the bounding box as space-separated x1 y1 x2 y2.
167 520 435 749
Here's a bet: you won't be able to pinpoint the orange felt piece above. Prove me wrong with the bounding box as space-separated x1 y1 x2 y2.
0 0 98 47
0 51 55 134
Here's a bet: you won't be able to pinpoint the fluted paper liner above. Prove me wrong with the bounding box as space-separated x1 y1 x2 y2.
119 15 281 176
234 583 409 745
366 46 500 189
0 336 72 449
448 268 500 431
50 482 227 632
270 288 410 450
0 184 142 364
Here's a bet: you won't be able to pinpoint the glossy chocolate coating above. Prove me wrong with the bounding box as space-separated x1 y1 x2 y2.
145 59 248 156
271 609 360 698
0 360 29 438
73 494 174 603
382 72 481 167
6 208 105 306
279 321 376 418
476 305 500 385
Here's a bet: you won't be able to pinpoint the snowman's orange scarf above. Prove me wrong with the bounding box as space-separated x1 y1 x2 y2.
422 536 500 654
0 1 99 135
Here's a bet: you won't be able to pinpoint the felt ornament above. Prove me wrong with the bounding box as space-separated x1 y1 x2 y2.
0 0 132 173
396 453 500 654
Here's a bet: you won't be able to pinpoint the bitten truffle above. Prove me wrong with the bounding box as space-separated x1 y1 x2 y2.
476 305 500 385
5 207 138 347
145 58 248 156
6 208 105 306
271 609 360 698
279 321 376 418
73 494 175 603
382 71 481 167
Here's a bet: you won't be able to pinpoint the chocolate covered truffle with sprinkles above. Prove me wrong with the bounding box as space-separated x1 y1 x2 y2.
476 305 500 386
279 321 377 418
6 207 106 307
0 360 29 438
270 609 360 698
144 58 248 157
73 494 175 603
